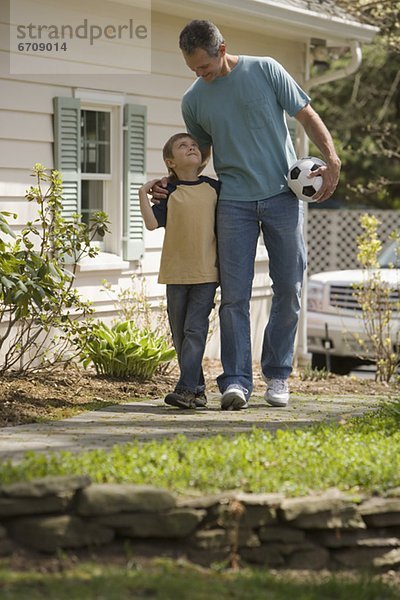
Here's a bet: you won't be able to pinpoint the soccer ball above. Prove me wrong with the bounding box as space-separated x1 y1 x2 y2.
287 157 326 202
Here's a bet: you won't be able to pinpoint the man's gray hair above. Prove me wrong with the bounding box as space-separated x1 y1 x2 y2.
179 20 224 57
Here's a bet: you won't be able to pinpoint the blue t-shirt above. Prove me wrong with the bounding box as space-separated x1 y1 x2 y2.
182 56 310 201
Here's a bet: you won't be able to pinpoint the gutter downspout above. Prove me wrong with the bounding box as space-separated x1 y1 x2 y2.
305 40 363 92
297 40 363 366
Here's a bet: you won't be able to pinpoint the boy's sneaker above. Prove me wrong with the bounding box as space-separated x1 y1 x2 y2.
164 390 197 409
194 391 208 408
264 378 289 407
221 384 248 411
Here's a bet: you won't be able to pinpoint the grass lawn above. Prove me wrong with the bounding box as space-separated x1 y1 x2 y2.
1 398 400 598
0 558 398 599
0 399 399 497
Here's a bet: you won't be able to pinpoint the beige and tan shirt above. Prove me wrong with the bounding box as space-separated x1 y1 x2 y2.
152 177 220 285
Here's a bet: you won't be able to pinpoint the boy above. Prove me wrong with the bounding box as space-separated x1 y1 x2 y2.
139 133 220 409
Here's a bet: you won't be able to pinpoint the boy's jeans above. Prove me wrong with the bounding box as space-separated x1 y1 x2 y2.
216 191 306 399
167 282 217 394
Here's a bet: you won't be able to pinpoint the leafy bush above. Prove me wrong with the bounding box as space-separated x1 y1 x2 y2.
353 214 400 382
77 320 176 379
0 164 110 372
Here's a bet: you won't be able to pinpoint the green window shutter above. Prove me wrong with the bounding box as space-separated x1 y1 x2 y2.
53 97 81 219
123 103 146 261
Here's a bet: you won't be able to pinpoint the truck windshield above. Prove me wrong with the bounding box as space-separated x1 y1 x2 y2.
378 239 400 268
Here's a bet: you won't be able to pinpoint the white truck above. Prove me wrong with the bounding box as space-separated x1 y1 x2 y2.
307 240 399 374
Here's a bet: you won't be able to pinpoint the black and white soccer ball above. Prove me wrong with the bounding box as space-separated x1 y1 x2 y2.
287 157 326 202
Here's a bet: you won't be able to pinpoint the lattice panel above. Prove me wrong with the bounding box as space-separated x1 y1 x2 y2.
307 209 400 275
306 210 334 274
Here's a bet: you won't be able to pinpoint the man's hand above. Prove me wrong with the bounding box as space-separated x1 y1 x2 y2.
295 104 341 203
150 176 169 205
309 158 341 203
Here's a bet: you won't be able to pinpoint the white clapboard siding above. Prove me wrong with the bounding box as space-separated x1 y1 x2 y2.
144 97 183 126
0 171 39 191
0 22 10 51
151 48 195 79
147 124 188 150
140 246 164 275
0 170 40 212
8 45 151 76
0 198 38 224
0 139 53 170
145 148 175 177
142 227 165 252
0 111 53 142
0 77 70 113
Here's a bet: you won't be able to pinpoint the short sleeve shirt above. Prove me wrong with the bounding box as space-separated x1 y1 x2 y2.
152 176 220 285
182 56 311 201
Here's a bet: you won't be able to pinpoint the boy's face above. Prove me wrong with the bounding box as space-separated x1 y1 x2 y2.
168 137 202 169
183 45 226 83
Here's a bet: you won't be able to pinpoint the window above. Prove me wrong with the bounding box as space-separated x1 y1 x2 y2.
81 110 111 174
80 109 111 242
53 97 146 261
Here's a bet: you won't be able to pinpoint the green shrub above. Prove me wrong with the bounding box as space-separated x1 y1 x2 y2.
0 164 110 373
353 214 399 382
77 319 176 379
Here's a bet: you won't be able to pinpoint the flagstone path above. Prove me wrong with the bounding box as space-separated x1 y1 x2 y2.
0 392 385 462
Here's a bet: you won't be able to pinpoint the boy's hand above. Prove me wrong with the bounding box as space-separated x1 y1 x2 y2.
139 178 161 195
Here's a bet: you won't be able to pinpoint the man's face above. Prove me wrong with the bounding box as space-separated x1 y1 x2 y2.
182 46 225 83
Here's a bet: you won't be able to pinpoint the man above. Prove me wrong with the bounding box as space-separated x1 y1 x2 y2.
153 19 340 410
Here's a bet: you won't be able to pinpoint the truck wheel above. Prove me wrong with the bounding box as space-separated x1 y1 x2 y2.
329 356 356 375
311 353 327 370
311 353 357 375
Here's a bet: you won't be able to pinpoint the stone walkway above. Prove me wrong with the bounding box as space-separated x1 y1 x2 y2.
0 392 385 462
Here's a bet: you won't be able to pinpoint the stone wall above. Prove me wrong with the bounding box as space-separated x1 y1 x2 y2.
1 475 400 570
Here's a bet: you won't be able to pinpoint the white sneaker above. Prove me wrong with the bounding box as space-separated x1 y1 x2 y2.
265 378 289 407
221 384 248 411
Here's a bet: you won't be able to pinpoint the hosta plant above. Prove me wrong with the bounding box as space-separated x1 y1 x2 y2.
78 320 176 379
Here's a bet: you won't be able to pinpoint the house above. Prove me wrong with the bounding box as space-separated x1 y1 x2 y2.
0 0 377 363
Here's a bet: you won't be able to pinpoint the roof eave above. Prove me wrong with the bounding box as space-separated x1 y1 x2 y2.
151 0 378 44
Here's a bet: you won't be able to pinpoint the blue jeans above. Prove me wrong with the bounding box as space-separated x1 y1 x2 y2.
216 191 306 398
167 282 217 394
